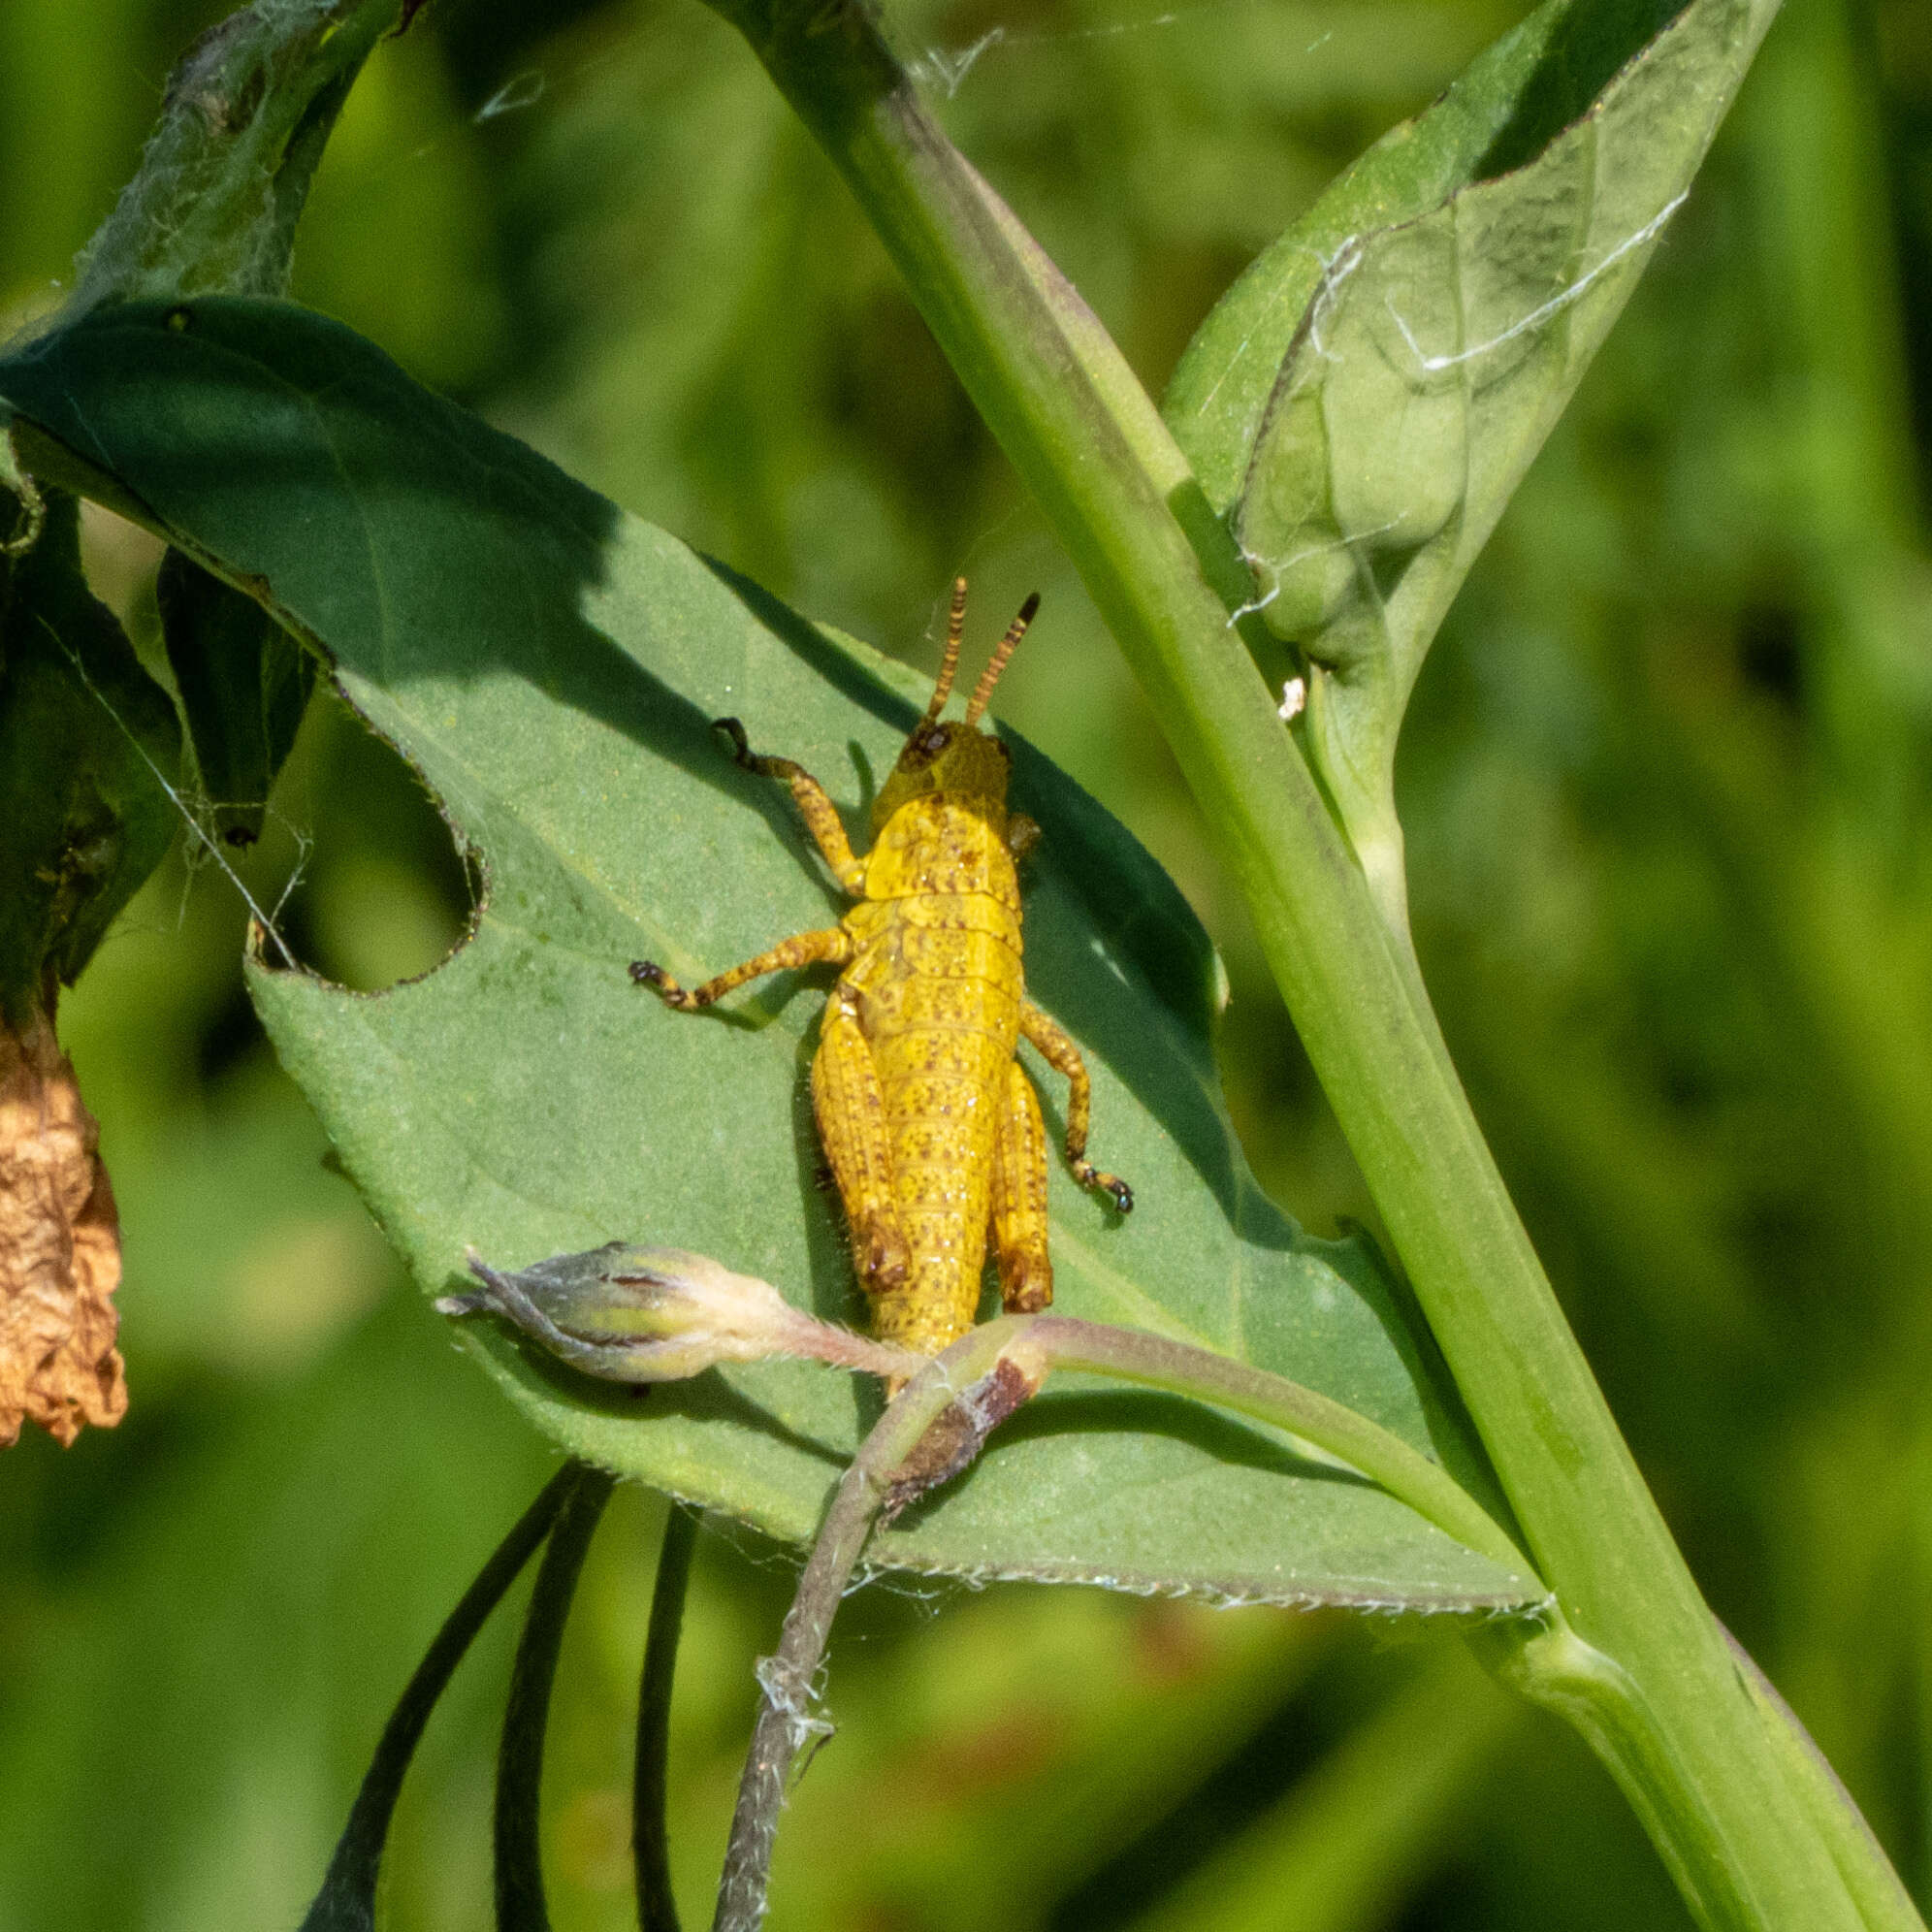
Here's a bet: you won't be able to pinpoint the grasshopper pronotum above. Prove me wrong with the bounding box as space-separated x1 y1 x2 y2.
630 579 1131 1358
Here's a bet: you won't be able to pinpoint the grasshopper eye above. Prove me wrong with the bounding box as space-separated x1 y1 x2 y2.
907 724 952 764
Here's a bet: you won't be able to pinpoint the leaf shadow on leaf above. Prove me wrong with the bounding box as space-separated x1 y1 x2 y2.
3 310 843 842
843 739 881 823
1471 0 1690 181
1012 755 1244 1222
699 558 909 737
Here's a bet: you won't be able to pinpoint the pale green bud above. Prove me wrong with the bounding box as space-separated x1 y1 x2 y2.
439 1243 921 1382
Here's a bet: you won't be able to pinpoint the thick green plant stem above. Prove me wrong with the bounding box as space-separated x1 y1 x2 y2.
697 1 1914 1924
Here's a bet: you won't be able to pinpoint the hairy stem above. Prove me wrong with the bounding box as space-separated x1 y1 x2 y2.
713 1311 1533 1929
713 1324 1019 1932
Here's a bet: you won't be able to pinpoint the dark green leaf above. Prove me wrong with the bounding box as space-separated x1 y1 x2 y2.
0 489 178 1025
0 299 1535 1612
66 0 404 314
157 546 315 848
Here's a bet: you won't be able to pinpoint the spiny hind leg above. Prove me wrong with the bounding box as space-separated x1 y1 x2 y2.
714 718 866 894
990 1060 1053 1313
629 926 851 1011
1017 1000 1134 1212
811 990 910 1296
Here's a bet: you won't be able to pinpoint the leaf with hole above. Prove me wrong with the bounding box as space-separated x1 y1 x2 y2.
0 298 1538 1612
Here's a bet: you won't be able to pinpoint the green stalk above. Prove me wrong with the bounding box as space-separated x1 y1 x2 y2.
696 1 1914 1923
1021 1317 1529 1580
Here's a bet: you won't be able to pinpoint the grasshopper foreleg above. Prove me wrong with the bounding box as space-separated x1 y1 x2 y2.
630 926 852 1011
1018 999 1134 1213
714 717 867 895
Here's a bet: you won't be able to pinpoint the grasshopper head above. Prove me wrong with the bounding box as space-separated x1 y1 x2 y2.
872 582 1035 831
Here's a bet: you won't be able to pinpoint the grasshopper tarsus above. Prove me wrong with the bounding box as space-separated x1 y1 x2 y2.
629 958 701 1011
1077 1163 1134 1214
712 716 756 768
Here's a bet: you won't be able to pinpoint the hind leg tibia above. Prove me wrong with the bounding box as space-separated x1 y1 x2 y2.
990 1061 1053 1313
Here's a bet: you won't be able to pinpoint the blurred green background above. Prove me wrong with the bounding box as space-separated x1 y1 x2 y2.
4 0 1932 1924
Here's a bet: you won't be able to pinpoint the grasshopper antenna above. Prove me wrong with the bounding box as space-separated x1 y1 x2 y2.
922 576 969 726
963 592 1040 725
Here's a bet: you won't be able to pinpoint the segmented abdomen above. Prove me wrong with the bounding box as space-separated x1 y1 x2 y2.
856 891 1022 1354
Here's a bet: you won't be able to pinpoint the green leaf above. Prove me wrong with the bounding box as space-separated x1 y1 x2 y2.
157 546 316 848
0 487 179 1026
65 0 404 315
1165 0 1777 921
0 298 1537 1613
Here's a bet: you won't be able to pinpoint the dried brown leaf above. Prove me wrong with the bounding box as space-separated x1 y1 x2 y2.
0 1010 126 1447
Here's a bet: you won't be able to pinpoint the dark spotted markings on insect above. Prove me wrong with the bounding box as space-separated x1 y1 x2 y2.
630 578 1132 1360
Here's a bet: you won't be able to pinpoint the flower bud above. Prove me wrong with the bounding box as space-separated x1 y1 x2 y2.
439 1243 920 1383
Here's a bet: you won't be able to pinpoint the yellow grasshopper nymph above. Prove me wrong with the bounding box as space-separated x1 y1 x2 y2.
629 579 1132 1360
